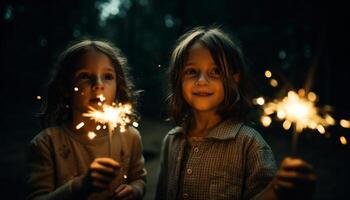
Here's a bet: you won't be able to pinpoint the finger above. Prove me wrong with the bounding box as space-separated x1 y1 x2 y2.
90 171 115 183
114 184 127 194
95 157 121 169
281 158 313 173
91 181 110 192
116 185 133 199
275 179 295 189
90 162 119 176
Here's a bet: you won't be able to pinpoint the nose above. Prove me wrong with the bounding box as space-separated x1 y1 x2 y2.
195 72 209 85
92 77 104 91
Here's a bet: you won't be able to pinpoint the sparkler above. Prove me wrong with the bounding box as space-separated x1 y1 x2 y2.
257 89 335 153
77 94 137 186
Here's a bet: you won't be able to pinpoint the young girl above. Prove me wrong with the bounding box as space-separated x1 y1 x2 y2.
156 27 316 200
26 40 146 200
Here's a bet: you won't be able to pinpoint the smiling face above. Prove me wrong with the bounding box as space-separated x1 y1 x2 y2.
181 42 224 115
70 49 117 117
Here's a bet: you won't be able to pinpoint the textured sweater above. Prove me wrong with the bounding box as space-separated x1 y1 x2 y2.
26 125 146 200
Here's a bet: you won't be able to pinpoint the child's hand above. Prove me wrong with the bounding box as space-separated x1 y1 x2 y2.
113 184 140 200
273 157 317 200
73 157 120 194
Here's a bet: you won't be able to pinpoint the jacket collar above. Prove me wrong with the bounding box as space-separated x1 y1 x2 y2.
168 120 244 140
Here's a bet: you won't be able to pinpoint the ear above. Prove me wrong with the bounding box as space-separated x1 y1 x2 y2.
233 73 240 83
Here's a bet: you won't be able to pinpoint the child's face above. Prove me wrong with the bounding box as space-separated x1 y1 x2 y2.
181 43 224 114
70 50 117 115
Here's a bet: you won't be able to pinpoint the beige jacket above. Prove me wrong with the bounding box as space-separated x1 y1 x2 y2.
26 125 146 200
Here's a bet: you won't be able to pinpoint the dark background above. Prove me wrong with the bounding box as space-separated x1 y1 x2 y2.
1 0 349 199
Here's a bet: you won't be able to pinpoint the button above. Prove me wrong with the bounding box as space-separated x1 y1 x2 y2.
183 193 189 198
193 147 199 152
187 168 192 175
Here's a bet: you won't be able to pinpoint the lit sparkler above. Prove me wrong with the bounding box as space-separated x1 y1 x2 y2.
260 89 335 153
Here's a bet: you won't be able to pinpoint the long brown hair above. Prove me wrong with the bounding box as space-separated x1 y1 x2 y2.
40 40 137 128
168 26 252 126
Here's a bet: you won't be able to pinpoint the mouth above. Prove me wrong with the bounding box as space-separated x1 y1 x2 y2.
193 92 213 96
89 98 103 104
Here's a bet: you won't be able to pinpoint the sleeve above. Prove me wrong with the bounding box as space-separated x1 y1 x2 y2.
243 135 277 200
25 135 77 200
127 129 147 199
155 134 170 200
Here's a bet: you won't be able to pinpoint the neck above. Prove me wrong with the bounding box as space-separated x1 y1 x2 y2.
189 111 222 137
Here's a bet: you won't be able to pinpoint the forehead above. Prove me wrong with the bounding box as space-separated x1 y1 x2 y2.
77 50 115 71
186 43 213 61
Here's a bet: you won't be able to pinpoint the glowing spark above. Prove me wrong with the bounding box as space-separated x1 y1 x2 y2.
340 136 347 145
132 122 139 127
88 131 97 139
97 94 106 102
340 119 350 128
265 70 272 78
270 79 278 87
261 116 272 127
36 95 42 100
103 125 107 129
96 125 101 130
83 103 134 133
253 97 265 105
76 122 85 129
262 90 333 133
74 87 79 91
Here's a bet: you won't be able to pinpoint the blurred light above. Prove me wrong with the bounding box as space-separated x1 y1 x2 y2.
164 14 174 28
261 116 272 127
298 89 305 97
307 92 317 102
74 87 79 91
264 70 272 78
278 50 287 59
4 6 13 21
96 125 101 130
256 97 265 105
132 122 139 127
340 136 347 145
97 0 122 25
36 95 42 100
283 120 291 130
88 131 97 140
340 119 350 128
76 122 85 129
270 79 278 87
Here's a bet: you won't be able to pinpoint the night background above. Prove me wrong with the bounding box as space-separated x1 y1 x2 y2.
1 0 349 199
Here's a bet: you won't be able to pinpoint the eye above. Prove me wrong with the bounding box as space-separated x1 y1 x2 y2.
76 72 90 80
104 73 115 80
210 67 221 78
183 67 197 77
